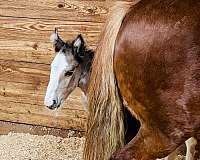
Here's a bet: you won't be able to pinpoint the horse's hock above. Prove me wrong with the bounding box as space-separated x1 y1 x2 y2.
0 0 124 134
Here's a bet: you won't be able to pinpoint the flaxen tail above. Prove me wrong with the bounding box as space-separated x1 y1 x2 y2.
84 1 137 160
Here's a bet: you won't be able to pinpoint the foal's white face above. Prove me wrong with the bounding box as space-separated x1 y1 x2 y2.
44 51 74 108
44 29 84 109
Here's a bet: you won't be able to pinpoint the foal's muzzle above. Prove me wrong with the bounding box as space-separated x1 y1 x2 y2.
46 100 60 110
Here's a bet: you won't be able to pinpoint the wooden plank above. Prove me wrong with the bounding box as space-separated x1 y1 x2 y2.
0 60 86 117
0 121 85 137
0 17 102 43
0 60 48 107
0 0 134 23
0 0 135 64
0 60 84 108
0 17 101 64
0 100 87 131
0 60 49 84
0 0 135 131
0 81 85 110
0 0 110 23
0 59 87 131
0 91 86 119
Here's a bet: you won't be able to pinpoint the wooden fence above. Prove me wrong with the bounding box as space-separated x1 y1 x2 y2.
0 0 129 136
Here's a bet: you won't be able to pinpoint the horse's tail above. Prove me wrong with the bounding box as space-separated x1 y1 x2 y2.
84 1 137 160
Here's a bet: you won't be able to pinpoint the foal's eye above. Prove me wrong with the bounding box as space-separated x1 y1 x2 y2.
64 70 74 77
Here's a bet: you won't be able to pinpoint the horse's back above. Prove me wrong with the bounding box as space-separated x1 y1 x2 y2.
114 0 200 137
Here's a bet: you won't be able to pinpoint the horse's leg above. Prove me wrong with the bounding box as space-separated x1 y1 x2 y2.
159 148 179 160
157 137 199 160
161 142 187 160
185 137 197 160
110 124 183 160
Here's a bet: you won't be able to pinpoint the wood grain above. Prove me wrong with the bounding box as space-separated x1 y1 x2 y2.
0 80 85 111
0 121 85 137
0 17 102 64
0 100 87 131
0 0 109 23
0 58 87 130
0 60 84 108
0 60 49 83
0 0 137 63
0 0 134 131
0 17 102 43
0 58 87 131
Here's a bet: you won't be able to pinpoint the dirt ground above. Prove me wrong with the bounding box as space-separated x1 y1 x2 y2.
0 132 85 160
0 132 186 160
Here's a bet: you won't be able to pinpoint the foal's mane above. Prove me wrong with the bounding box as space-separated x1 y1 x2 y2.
84 1 136 160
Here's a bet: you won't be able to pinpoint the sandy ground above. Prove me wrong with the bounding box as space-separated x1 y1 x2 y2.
0 132 85 160
0 132 186 160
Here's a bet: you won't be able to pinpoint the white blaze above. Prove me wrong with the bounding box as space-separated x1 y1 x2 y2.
44 52 69 106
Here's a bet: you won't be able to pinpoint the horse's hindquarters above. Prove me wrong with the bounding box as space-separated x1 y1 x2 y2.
113 0 200 159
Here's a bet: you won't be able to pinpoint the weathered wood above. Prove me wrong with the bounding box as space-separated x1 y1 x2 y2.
0 89 86 118
0 0 109 23
0 17 102 44
0 60 83 107
0 60 87 131
0 59 49 98
0 80 85 111
0 60 49 84
0 120 85 138
0 17 102 64
0 100 87 131
0 0 132 131
0 0 131 22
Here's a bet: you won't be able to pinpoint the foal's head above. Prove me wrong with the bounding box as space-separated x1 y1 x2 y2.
44 29 93 110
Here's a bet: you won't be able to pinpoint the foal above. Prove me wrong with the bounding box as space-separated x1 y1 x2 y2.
44 28 140 144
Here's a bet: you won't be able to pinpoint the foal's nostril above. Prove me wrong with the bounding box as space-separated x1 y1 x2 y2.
48 105 55 110
53 100 57 105
46 99 60 110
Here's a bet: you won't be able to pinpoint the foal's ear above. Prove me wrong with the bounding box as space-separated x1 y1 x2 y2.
50 28 65 52
72 35 85 61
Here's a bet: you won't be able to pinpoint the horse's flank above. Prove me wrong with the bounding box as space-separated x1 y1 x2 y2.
112 0 200 159
84 1 139 160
